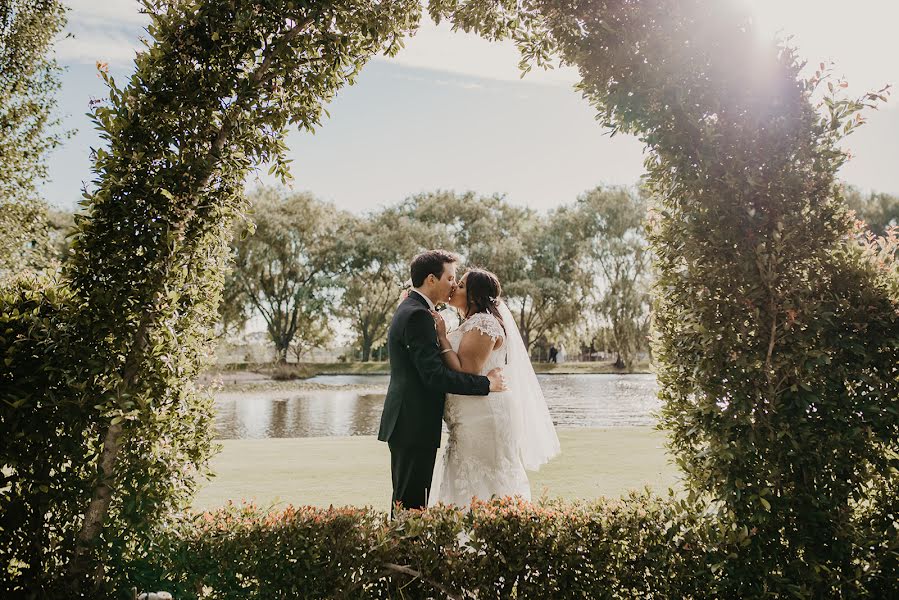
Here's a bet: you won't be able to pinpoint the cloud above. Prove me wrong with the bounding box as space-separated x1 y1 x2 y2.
55 0 147 65
64 0 148 26
54 0 896 109
384 3 898 100
376 18 579 87
55 28 143 66
55 4 580 85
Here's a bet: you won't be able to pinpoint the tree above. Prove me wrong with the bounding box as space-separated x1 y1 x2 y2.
2 1 423 594
579 186 651 368
46 207 75 263
506 206 593 351
3 0 896 595
229 188 345 363
0 0 69 278
442 0 897 593
289 309 331 362
398 190 532 285
844 185 899 235
334 208 441 361
396 190 590 351
0 199 51 278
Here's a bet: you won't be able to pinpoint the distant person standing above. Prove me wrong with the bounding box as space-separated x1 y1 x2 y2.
558 342 566 363
548 344 558 363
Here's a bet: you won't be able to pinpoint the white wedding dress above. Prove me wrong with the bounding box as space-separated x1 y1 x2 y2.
429 312 532 506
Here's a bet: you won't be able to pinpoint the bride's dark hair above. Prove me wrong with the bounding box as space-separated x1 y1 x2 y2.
462 268 506 335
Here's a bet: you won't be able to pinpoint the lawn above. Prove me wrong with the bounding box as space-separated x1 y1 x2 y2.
192 427 680 512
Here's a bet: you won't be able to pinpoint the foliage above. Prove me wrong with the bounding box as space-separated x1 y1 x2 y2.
0 198 53 279
134 493 726 599
429 0 899 595
844 185 899 235
0 276 93 595
332 204 444 361
288 309 332 362
137 491 897 599
236 188 647 361
5 0 898 597
504 204 594 350
397 190 532 287
45 207 76 263
3 0 422 595
579 186 652 368
336 269 399 362
0 0 69 278
397 191 593 350
227 188 346 363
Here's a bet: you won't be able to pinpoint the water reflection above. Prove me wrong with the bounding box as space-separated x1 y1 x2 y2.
214 374 660 439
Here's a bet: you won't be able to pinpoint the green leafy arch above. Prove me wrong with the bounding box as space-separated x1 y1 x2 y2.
2 0 896 596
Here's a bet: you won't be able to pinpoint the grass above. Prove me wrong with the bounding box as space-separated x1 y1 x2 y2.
192 427 680 512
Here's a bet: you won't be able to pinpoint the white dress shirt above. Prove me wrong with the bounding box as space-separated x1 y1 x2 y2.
410 289 436 311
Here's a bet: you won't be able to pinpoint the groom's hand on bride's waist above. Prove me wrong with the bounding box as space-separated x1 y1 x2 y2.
487 367 507 392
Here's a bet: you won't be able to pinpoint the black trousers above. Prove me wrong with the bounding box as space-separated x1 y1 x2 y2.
389 443 438 515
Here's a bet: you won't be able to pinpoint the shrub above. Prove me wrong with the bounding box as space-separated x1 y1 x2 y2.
268 363 317 381
134 491 894 599
2 1 423 595
135 493 727 599
437 0 899 595
0 274 218 598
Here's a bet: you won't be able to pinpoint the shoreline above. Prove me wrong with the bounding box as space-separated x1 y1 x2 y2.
200 361 655 388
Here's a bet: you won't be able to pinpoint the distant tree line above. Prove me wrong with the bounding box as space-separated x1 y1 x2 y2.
219 185 650 367
216 184 898 368
844 185 899 235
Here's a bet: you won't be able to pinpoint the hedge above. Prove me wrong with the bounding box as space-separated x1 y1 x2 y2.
129 491 895 599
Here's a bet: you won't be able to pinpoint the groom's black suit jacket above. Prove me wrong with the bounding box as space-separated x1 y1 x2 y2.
377 292 490 449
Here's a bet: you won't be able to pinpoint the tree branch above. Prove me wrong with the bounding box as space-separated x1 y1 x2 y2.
382 563 463 600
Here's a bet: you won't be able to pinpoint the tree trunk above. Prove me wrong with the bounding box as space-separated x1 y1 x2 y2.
361 337 371 362
68 309 153 593
274 332 290 364
67 421 124 590
614 352 625 369
518 305 530 350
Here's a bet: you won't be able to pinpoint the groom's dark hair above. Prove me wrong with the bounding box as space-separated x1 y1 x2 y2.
410 250 459 287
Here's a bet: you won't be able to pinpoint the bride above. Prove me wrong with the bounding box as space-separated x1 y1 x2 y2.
428 268 560 506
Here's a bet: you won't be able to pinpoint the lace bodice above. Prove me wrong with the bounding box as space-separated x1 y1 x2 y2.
446 312 507 374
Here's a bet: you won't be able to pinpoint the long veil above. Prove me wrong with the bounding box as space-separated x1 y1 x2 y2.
497 301 561 471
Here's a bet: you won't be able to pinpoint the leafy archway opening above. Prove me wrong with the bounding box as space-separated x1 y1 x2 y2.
1 0 895 596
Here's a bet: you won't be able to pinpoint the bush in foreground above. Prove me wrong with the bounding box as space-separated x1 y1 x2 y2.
131 492 895 599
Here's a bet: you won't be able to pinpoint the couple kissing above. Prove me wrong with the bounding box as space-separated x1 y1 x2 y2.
378 250 560 514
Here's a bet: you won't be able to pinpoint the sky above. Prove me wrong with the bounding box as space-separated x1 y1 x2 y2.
42 0 899 214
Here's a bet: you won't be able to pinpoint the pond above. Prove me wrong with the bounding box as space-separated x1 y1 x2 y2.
213 374 661 439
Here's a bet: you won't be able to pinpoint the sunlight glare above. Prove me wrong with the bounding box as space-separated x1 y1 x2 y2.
737 0 897 99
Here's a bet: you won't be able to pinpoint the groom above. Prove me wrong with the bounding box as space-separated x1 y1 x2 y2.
378 250 506 513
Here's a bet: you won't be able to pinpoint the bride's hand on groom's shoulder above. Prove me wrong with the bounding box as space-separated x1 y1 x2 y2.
487 367 507 392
